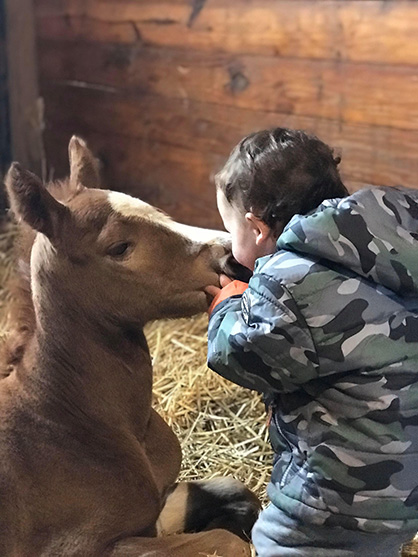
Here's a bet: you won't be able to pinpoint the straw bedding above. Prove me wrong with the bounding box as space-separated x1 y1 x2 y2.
0 218 417 556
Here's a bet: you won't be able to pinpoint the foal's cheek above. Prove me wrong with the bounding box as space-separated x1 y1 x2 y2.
169 291 209 318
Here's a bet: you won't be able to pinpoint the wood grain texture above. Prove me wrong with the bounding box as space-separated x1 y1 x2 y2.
34 0 418 66
38 39 418 132
34 0 418 225
43 124 224 228
0 2 11 179
5 0 43 174
41 83 418 191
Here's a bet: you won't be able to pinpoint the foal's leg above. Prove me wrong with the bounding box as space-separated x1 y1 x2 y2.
157 478 261 540
110 528 252 557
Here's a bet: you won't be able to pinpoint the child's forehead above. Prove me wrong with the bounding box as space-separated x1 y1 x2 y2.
216 188 233 212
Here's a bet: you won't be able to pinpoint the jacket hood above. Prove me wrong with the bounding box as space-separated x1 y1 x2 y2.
277 186 418 296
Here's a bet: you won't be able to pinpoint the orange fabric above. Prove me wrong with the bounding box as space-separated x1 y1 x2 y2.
208 280 249 315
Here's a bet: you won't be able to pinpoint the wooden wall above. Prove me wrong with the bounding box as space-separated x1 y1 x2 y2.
0 0 10 178
6 0 43 178
34 0 418 228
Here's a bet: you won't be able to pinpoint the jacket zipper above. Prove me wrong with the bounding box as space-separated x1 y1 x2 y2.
272 409 294 489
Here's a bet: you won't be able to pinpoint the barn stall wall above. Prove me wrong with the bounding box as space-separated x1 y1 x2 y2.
34 0 418 228
0 0 10 178
5 0 43 178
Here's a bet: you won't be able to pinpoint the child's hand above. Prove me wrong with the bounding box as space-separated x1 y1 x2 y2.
205 274 238 313
205 284 221 299
205 276 249 314
205 274 233 299
220 274 233 288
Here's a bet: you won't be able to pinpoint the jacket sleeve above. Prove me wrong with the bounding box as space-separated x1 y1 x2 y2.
207 273 319 393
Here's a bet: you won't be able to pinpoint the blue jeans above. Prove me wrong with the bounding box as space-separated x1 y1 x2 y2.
252 504 415 557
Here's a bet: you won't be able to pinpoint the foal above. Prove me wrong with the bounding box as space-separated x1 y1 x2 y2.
0 137 259 556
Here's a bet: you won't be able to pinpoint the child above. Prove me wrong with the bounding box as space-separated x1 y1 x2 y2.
206 128 418 556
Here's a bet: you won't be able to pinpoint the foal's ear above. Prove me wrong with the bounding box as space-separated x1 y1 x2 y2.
69 135 101 190
6 163 69 243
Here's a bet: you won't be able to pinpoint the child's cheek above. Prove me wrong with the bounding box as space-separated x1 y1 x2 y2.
231 243 245 269
232 244 255 272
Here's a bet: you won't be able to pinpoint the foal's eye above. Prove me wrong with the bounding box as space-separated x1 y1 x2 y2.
107 242 132 258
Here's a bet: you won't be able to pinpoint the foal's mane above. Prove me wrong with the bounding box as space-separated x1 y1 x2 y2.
1 178 83 378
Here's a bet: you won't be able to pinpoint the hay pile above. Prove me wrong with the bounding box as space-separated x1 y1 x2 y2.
0 218 417 556
0 221 16 334
147 315 271 501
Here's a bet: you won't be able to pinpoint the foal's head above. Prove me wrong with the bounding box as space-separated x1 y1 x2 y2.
6 137 231 326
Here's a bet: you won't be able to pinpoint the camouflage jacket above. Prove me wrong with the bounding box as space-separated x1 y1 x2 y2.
208 186 418 533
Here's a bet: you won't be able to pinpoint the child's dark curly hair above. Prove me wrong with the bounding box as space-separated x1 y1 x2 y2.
215 128 348 233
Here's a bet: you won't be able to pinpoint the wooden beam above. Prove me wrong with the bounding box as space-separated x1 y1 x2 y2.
38 39 418 132
35 0 418 66
41 83 418 199
0 0 11 178
43 126 224 228
6 0 43 175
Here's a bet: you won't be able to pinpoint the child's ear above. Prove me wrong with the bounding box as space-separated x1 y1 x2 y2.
5 163 70 245
245 212 273 246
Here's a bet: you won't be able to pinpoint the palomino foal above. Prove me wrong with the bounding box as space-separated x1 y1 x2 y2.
0 137 259 556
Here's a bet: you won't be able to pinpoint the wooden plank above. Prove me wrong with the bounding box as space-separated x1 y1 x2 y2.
0 0 11 179
42 84 418 193
5 0 43 175
34 0 418 66
43 126 225 228
38 39 418 131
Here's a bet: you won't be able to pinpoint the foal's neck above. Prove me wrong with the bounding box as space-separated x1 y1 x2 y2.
22 278 153 437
